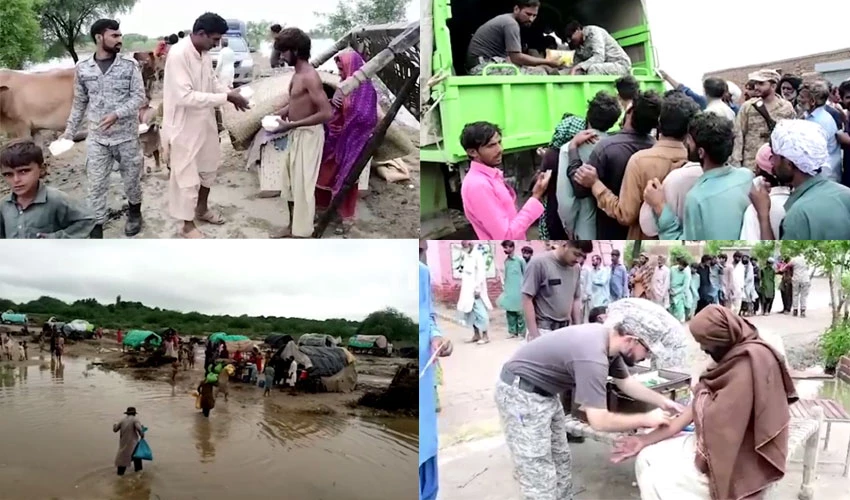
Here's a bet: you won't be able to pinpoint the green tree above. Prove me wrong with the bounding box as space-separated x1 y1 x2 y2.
780 240 850 326
704 240 744 255
356 307 417 340
316 0 411 40
2 295 417 342
0 0 42 69
246 20 276 50
39 0 138 63
669 246 694 264
750 241 776 262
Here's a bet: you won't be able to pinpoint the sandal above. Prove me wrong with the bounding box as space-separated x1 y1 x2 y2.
196 210 225 225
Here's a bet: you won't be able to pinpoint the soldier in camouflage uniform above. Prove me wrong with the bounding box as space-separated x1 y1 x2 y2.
495 319 681 499
63 19 147 239
731 69 796 170
565 22 632 76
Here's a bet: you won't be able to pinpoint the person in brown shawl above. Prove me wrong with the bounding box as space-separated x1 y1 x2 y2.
630 253 655 300
610 305 798 500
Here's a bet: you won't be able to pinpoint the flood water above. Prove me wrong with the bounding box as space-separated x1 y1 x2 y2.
0 356 417 500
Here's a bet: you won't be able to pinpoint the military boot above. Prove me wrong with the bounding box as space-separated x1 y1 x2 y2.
90 224 103 239
125 203 143 237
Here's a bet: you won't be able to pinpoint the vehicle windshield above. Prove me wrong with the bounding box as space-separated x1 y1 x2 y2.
212 36 248 52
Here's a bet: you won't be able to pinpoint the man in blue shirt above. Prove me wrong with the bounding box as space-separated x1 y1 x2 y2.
644 112 753 239
609 249 629 301
419 240 452 500
799 82 842 181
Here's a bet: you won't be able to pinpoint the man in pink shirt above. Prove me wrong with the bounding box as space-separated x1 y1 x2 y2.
460 122 550 239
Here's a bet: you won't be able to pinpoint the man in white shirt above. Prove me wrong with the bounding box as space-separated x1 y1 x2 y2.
740 143 790 239
790 255 811 317
730 252 746 314
216 37 235 89
703 77 736 122
650 255 671 310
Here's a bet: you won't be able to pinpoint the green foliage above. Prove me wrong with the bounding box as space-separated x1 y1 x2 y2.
668 245 694 264
779 240 850 274
246 20 274 50
38 0 138 62
751 241 776 262
315 0 411 40
2 296 417 342
820 320 850 368
355 308 417 340
0 0 43 69
704 240 743 256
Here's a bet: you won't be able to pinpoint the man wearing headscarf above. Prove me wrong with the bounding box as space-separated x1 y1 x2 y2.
750 119 850 239
779 74 804 117
760 257 777 315
610 305 798 500
731 69 796 170
495 312 681 499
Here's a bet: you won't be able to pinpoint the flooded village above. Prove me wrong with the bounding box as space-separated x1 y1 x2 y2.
0 239 419 500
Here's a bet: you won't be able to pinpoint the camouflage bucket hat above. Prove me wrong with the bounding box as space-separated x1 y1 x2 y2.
606 298 688 370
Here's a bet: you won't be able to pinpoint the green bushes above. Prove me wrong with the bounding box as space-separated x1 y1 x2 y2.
820 321 850 372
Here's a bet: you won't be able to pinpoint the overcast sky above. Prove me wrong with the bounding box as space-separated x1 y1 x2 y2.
644 0 847 88
0 241 417 321
116 0 418 38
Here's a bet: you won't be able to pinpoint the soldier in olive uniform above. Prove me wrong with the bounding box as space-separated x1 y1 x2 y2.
731 69 796 170
63 19 147 239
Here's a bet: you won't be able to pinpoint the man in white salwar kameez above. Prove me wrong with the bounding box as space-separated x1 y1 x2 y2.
650 255 670 310
456 241 492 345
161 13 249 238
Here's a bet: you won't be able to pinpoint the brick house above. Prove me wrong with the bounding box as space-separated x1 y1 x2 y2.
703 47 850 88
424 240 624 307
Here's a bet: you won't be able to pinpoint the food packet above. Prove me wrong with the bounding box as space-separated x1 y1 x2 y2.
261 115 282 132
48 138 74 157
546 49 575 66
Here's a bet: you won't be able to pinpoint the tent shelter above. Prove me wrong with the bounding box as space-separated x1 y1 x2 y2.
123 330 162 350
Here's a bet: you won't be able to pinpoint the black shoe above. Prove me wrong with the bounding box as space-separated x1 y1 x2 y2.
125 203 143 237
793 310 798 317
801 309 806 318
567 432 585 443
90 224 103 239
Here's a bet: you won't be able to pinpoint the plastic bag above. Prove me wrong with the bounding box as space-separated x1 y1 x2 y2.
545 49 575 66
205 372 219 384
133 438 153 461
261 115 281 132
195 393 202 409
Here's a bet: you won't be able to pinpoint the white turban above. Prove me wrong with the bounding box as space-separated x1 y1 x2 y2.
770 119 830 176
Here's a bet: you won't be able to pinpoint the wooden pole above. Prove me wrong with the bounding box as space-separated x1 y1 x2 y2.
313 69 419 238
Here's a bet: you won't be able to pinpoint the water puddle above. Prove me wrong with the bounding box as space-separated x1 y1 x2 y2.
0 357 416 500
794 377 850 410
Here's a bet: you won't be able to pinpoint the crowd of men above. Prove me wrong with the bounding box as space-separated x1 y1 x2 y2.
420 240 801 500
459 0 850 241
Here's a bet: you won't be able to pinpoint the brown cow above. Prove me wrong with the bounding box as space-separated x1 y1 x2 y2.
0 68 79 140
138 100 164 174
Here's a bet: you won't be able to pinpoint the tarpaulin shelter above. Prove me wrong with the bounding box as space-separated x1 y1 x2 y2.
122 330 162 349
208 332 250 345
264 333 294 350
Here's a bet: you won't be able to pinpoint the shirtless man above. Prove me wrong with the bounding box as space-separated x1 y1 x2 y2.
270 27 333 238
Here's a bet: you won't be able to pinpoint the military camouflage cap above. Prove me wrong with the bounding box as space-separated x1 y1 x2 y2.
747 69 781 83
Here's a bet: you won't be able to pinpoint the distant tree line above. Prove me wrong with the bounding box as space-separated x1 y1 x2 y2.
0 295 417 342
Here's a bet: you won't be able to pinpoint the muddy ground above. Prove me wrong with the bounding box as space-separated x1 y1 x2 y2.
0 331 416 418
0 52 420 239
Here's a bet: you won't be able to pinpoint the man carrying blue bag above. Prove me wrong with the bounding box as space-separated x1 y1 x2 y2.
113 406 149 475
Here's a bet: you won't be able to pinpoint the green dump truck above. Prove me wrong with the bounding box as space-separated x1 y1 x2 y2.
421 0 666 237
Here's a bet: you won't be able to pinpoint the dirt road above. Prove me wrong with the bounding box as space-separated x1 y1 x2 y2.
0 52 420 239
433 277 850 499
